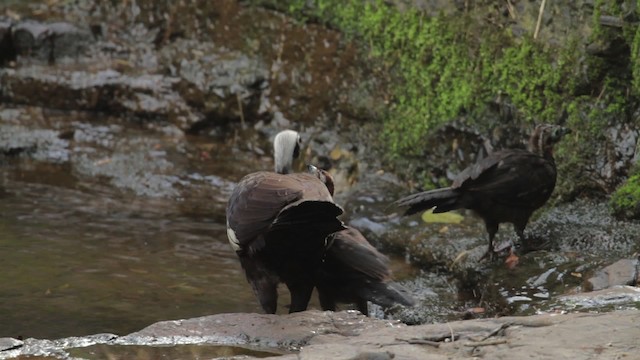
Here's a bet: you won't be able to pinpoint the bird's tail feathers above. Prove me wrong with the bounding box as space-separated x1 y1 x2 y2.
394 187 460 216
356 281 416 308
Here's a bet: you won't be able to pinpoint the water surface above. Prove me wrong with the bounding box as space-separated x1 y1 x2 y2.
0 134 268 339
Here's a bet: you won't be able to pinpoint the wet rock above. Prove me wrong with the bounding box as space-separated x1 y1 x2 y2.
158 39 270 131
3 310 639 360
0 39 272 131
0 124 69 162
585 258 640 291
0 66 204 128
556 285 640 311
120 310 398 351
11 20 93 63
11 20 48 58
0 333 118 359
532 199 640 258
0 338 22 352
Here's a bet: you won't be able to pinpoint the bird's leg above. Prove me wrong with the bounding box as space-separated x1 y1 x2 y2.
318 289 337 312
287 281 314 313
480 222 499 261
355 298 369 316
515 226 526 254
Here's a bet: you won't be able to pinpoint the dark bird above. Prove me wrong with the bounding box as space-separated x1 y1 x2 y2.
307 165 416 314
226 130 346 313
394 124 571 259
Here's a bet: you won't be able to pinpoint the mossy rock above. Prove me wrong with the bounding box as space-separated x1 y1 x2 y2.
610 174 640 220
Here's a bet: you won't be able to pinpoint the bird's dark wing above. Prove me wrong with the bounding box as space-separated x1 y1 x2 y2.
452 150 557 208
227 172 304 251
226 172 339 253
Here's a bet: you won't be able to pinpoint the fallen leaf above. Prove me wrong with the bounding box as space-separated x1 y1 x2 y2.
421 209 463 224
329 147 343 160
93 157 112 166
468 307 485 314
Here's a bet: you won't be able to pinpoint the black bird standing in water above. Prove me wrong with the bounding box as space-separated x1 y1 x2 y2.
394 124 571 259
226 130 346 313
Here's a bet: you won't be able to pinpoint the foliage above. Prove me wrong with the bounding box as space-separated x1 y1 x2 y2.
282 1 587 155
610 172 640 220
279 0 640 194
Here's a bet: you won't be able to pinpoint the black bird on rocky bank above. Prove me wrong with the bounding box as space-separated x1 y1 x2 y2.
226 130 346 313
394 124 571 259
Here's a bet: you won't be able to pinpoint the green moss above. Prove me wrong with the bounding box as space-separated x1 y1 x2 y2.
281 1 587 157
610 173 640 219
277 0 639 194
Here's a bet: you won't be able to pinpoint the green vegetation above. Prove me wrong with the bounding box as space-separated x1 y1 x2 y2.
277 0 639 201
285 2 550 152
610 172 640 219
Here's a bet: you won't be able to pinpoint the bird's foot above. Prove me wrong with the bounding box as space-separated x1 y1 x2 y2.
493 239 514 253
479 239 515 262
504 247 520 269
494 240 520 269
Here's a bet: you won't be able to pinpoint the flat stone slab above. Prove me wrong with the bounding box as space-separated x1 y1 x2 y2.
1 309 639 359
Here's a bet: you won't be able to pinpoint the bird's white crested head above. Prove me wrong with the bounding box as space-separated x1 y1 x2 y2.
273 130 301 174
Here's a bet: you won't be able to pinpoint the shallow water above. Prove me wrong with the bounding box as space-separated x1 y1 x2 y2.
0 164 259 339
67 344 283 359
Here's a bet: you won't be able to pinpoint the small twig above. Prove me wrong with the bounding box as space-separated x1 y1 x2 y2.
505 0 517 20
398 339 441 348
533 0 547 39
395 333 460 347
595 85 606 104
464 339 508 347
447 323 456 342
479 323 511 341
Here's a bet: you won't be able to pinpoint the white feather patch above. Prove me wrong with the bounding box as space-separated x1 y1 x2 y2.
226 221 241 252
